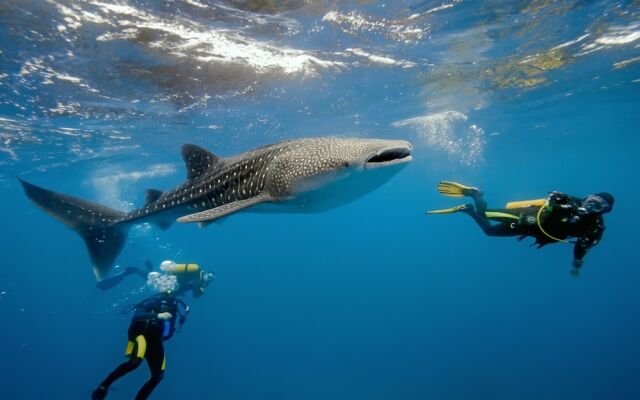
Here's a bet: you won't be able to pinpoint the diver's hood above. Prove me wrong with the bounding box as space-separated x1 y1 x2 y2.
583 193 614 214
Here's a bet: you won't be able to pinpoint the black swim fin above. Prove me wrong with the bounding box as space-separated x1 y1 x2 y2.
95 271 129 291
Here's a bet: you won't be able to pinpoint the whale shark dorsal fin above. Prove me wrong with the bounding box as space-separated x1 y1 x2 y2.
181 144 223 180
145 189 164 205
176 194 272 223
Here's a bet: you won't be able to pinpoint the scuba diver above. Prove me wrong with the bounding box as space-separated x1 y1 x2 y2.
427 181 614 274
157 260 215 298
95 260 154 291
96 259 215 296
91 276 190 400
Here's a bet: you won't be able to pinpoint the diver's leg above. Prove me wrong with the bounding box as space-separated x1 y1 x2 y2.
92 357 143 399
463 207 521 237
128 266 149 279
135 338 165 400
468 190 487 213
437 181 488 210
99 357 143 388
92 335 147 399
95 270 129 291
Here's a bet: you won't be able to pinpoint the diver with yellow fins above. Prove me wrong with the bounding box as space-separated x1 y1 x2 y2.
91 279 190 400
427 181 614 274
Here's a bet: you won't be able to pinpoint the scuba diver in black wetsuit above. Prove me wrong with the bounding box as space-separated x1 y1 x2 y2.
91 290 190 400
97 259 215 296
427 181 614 275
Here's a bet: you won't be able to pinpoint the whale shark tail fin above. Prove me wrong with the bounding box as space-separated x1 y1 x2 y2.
19 178 129 281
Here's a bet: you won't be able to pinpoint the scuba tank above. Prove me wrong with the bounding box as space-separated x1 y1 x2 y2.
505 198 546 209
161 261 201 274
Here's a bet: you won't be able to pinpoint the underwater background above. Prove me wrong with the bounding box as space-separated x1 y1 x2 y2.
1 1 640 399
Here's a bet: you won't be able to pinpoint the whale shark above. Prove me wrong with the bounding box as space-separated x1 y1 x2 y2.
20 137 412 280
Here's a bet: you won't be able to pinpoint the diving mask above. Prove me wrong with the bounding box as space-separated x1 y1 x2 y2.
582 195 611 214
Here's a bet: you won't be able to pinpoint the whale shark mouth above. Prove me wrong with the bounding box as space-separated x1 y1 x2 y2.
364 146 413 169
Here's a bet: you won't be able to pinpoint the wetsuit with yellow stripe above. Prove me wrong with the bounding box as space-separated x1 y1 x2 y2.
463 192 606 267
92 293 185 400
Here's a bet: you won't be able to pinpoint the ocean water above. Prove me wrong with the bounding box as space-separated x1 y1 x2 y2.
1 1 640 399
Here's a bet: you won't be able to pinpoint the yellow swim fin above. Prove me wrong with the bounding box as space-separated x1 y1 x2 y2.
426 204 470 215
436 181 479 198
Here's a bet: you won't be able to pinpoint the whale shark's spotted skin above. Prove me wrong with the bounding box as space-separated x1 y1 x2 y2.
121 138 410 224
20 137 412 279
124 142 283 224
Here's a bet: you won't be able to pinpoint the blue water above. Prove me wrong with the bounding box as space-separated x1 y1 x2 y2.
2 1 640 399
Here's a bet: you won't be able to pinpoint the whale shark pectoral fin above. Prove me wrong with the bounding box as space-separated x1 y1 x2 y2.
177 194 272 223
197 217 227 228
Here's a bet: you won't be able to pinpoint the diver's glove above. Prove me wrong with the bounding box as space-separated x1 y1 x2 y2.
91 385 108 400
158 312 173 320
570 259 583 277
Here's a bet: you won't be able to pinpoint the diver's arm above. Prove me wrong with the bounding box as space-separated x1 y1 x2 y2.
132 309 158 320
157 312 173 320
572 221 605 267
134 309 176 321
134 302 173 320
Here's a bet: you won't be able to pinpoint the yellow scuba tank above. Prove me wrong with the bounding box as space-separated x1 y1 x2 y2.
164 263 200 274
505 198 546 209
